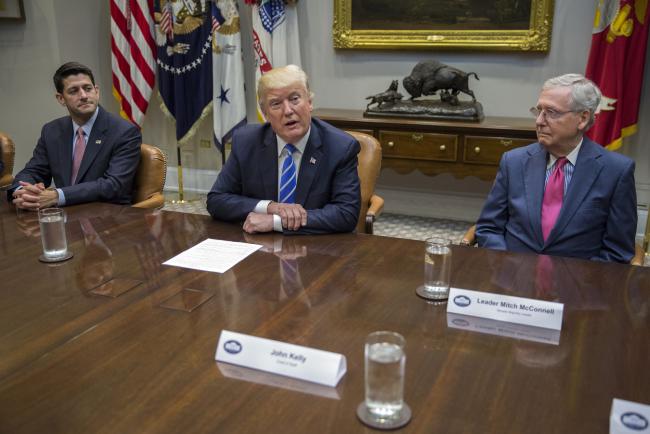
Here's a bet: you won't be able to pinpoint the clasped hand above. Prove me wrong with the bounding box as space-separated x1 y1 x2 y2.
13 181 59 210
267 202 307 231
242 202 307 234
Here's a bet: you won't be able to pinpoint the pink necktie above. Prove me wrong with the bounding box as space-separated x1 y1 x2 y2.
71 128 86 184
541 157 568 241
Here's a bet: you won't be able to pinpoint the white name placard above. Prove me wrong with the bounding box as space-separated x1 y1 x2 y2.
611 399 650 434
446 288 564 330
215 330 347 387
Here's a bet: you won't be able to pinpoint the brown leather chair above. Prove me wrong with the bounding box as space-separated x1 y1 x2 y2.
346 130 384 234
0 131 16 190
463 223 646 266
631 211 649 266
132 144 167 209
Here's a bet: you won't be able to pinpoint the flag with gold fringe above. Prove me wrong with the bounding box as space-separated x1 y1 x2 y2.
585 0 650 150
154 0 213 144
212 0 246 155
249 0 301 121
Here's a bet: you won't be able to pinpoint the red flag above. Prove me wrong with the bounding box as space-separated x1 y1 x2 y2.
585 0 650 150
110 0 157 128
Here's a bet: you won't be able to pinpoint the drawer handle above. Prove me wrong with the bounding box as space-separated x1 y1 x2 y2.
474 146 481 154
500 139 513 147
387 141 395 148
439 145 446 151
412 133 423 141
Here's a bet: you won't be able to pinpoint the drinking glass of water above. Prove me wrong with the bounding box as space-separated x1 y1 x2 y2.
357 331 411 430
38 208 71 262
417 237 452 301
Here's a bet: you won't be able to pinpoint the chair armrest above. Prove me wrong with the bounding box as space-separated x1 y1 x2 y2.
630 243 645 266
0 174 13 190
132 193 164 210
460 225 477 246
365 194 384 234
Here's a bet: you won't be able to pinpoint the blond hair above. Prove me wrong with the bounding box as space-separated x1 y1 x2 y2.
257 64 314 109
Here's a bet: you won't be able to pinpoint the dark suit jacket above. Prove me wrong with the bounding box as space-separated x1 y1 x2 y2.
476 138 637 263
8 106 141 206
207 118 361 234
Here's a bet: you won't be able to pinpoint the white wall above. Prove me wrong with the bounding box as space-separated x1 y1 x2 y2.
1 0 648 222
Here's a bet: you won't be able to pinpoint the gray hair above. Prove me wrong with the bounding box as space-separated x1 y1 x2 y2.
543 73 601 130
257 64 315 109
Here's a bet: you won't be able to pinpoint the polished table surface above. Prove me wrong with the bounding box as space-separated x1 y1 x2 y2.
1 203 648 434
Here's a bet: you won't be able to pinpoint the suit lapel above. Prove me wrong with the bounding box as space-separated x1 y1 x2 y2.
295 121 322 205
260 126 279 200
75 107 106 183
523 144 547 247
546 138 603 245
58 119 74 186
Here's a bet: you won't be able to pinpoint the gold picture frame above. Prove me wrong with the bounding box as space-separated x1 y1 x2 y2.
333 0 554 51
0 0 25 22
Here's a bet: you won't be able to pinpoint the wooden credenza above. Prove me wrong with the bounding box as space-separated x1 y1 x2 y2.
313 108 538 181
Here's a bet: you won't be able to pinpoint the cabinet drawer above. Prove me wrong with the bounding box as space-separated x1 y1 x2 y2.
463 136 530 165
379 131 457 162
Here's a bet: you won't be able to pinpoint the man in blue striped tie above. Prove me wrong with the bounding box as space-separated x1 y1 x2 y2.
207 65 361 234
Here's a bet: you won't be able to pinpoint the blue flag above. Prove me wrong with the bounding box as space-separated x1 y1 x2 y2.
155 0 213 144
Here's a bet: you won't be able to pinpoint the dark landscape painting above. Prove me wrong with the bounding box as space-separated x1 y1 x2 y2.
351 0 532 31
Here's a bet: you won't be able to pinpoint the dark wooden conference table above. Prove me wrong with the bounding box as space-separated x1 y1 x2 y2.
0 202 648 434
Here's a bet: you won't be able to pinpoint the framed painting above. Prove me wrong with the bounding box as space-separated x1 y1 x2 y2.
0 0 25 22
333 0 554 51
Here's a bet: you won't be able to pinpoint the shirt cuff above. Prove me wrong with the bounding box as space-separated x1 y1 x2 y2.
273 215 282 232
254 200 271 214
56 188 66 206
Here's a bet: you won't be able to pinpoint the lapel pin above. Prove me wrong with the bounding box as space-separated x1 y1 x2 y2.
309 157 316 165
95 140 102 144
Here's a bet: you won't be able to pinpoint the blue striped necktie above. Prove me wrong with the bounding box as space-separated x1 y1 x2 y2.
279 144 297 203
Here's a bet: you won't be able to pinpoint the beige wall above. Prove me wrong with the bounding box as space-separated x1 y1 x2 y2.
1 0 648 219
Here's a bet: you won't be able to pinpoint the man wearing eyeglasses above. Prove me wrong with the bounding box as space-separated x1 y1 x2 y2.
207 64 361 234
476 73 637 263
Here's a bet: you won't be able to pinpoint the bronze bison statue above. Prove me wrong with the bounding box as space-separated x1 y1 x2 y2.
403 60 479 105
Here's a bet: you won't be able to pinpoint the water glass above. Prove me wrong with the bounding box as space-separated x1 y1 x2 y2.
364 331 406 419
423 237 452 300
38 208 68 259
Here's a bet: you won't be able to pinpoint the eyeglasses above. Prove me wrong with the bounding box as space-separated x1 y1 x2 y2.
529 106 575 120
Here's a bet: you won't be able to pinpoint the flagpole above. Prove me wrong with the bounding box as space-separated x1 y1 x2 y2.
174 145 186 204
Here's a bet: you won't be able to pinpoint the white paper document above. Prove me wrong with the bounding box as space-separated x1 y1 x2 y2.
611 399 650 434
215 330 347 387
163 239 261 273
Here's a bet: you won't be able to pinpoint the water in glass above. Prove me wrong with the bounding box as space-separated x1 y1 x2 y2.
40 213 67 258
424 244 451 299
365 342 405 418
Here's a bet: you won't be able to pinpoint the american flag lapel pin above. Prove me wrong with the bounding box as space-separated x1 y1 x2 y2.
309 157 316 165
95 140 102 144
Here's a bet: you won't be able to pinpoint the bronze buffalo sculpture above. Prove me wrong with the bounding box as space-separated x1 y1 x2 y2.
403 60 479 105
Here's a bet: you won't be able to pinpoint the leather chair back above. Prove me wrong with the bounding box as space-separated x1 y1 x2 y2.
132 144 167 209
346 131 383 233
0 131 16 189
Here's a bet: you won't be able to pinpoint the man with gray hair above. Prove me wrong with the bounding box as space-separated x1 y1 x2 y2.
476 73 637 262
207 64 361 234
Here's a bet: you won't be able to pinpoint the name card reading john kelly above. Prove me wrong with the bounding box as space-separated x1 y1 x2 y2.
447 288 564 331
215 330 347 387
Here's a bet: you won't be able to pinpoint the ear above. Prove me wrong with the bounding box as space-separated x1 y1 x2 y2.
577 110 590 131
55 92 65 106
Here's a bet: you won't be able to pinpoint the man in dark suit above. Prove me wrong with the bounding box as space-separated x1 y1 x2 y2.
9 62 141 210
207 64 360 235
476 73 637 263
